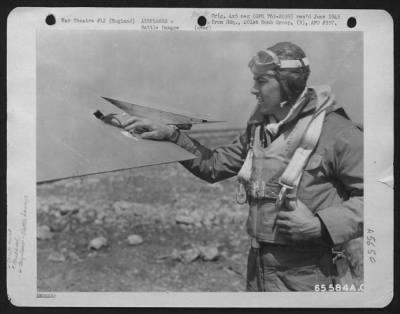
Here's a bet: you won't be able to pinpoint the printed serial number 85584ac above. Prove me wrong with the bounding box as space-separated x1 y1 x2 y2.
314 283 364 292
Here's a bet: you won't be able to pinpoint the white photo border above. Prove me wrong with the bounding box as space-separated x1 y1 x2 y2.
7 7 394 307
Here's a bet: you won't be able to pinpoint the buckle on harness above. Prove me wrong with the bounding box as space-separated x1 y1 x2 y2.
236 182 248 204
276 180 294 210
250 237 260 249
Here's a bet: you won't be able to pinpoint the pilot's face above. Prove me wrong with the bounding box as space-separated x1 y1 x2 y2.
250 73 282 117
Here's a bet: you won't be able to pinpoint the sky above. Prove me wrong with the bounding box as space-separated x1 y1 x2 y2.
37 30 363 129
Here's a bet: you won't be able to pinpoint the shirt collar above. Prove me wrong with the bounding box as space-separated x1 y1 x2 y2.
267 88 308 135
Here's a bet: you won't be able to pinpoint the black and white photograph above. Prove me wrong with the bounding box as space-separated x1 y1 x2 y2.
7 8 393 307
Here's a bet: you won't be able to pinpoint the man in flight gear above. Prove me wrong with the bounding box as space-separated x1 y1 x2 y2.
123 42 363 291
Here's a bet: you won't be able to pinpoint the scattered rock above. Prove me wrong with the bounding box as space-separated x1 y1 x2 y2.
113 201 133 214
199 246 219 261
229 239 241 248
203 220 213 229
232 280 241 286
77 209 97 224
48 205 63 218
88 236 108 250
169 245 220 263
190 210 203 223
103 215 116 225
221 195 231 202
180 224 193 231
223 263 243 275
48 252 66 263
58 203 79 216
37 225 54 240
155 253 170 260
180 248 200 264
126 234 144 246
49 217 69 232
170 249 181 260
175 214 195 225
170 248 200 264
116 218 130 230
230 253 242 262
94 218 103 225
68 251 83 262
37 203 50 213
88 251 98 257
220 250 229 258
203 212 216 221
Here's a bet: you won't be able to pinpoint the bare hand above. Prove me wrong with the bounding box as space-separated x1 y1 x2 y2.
276 199 322 241
122 117 175 141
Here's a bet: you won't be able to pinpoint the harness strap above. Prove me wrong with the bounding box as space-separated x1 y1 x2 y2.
276 90 334 209
276 110 327 208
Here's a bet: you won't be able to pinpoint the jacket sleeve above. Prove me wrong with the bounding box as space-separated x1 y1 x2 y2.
316 126 363 245
173 130 248 183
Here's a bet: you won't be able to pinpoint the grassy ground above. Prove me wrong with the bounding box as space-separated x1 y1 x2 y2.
37 130 251 292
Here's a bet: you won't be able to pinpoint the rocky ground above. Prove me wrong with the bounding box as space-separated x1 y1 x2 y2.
37 130 251 292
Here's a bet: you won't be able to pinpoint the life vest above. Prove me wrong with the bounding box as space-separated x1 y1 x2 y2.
239 86 336 244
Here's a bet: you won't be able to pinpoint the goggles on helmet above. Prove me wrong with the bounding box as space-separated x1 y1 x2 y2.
248 49 309 75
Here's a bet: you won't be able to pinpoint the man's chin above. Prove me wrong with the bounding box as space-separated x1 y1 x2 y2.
256 103 266 112
257 106 269 115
